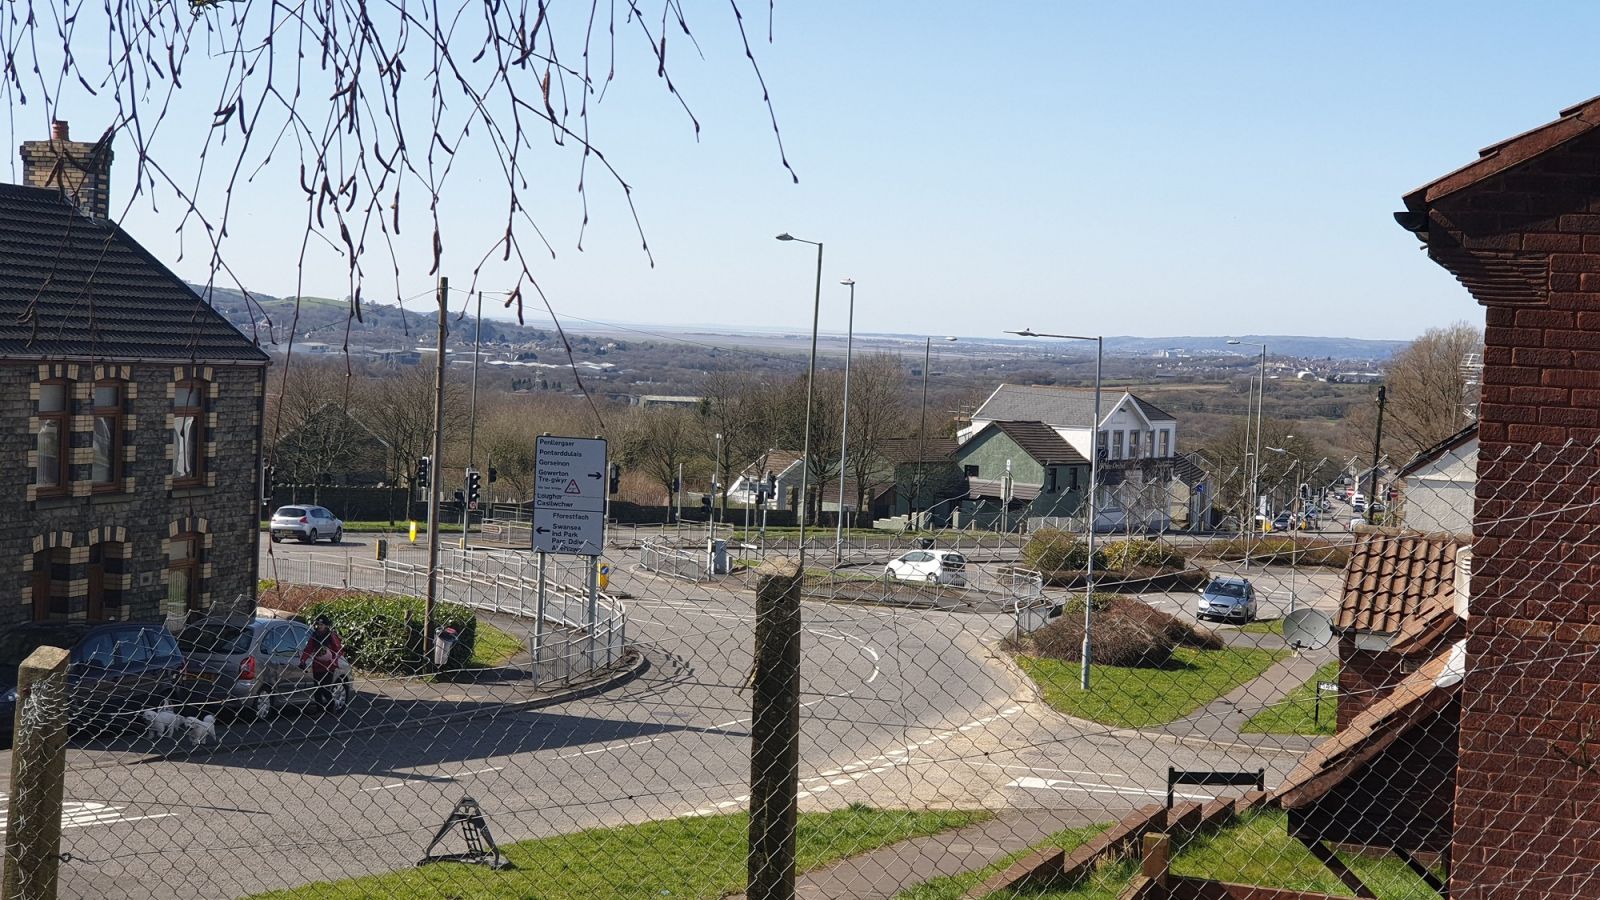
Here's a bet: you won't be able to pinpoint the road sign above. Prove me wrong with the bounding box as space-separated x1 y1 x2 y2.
533 435 607 555
1317 682 1339 694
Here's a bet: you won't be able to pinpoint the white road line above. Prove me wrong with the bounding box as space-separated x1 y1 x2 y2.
973 762 1127 779
0 799 173 831
358 765 506 793
1006 776 1213 802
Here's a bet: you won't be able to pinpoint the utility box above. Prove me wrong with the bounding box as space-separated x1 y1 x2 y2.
375 538 388 561
433 626 459 667
707 539 729 576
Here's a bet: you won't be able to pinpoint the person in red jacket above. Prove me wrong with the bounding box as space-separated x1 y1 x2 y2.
297 615 344 706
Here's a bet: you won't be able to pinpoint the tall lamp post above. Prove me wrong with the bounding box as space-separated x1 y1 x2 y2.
836 278 857 563
1267 446 1298 614
912 336 958 526
1228 340 1267 563
776 233 824 560
1007 328 1102 691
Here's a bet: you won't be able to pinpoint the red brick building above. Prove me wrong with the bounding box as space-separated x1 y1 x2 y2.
1399 95 1600 899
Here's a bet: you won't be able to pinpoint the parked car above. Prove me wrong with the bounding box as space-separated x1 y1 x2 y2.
1197 576 1257 623
884 550 967 586
0 622 185 739
269 505 344 544
1271 512 1294 532
176 616 353 720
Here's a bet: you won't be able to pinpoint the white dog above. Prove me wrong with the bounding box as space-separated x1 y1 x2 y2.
141 707 183 740
184 714 217 747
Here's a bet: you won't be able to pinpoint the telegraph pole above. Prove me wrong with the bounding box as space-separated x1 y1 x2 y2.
424 276 448 655
1366 385 1386 527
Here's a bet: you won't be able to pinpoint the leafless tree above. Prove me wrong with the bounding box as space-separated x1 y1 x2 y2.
842 353 907 520
698 372 781 511
619 406 701 514
1346 321 1483 462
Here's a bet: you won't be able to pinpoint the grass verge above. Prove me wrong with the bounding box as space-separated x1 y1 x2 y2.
1238 618 1284 635
469 621 526 668
248 805 986 900
1016 646 1287 728
1240 661 1340 736
894 823 1110 900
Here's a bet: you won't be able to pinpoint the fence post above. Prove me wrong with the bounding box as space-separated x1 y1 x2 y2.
3 646 70 900
748 559 803 900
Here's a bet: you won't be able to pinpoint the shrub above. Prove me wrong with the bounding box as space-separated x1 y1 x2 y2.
1013 595 1221 667
1022 528 1102 574
1101 539 1186 572
258 582 363 615
1205 536 1350 568
300 593 480 673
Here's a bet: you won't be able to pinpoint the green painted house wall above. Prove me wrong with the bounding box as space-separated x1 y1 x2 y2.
953 428 1089 523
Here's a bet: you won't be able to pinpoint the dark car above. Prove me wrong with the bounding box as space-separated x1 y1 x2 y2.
0 621 185 740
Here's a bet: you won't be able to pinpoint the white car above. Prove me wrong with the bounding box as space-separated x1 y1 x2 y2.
884 550 967 586
269 505 344 544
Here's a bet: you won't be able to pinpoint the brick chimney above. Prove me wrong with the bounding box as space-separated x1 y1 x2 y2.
19 119 112 218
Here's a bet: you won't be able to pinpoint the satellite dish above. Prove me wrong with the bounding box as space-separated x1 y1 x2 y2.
1282 609 1333 651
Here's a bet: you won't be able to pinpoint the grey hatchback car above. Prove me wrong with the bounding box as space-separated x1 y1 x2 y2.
1197 576 1257 623
269 506 343 544
177 617 353 720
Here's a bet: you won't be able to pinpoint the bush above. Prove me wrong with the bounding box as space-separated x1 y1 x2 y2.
1101 539 1186 572
1012 595 1221 667
1022 528 1102 574
299 593 479 673
1205 536 1350 567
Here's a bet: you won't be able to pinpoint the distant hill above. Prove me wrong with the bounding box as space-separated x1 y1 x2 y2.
1097 334 1405 361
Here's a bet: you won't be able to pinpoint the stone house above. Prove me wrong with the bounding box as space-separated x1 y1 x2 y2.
1397 93 1600 898
2 122 268 629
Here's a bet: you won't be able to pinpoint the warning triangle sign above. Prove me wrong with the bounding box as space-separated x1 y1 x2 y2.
565 479 582 495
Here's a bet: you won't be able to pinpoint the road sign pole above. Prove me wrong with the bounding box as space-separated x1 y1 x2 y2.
534 551 547 679
586 556 599 667
424 275 448 655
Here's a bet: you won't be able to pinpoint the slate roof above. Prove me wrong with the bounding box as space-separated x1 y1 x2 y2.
738 449 803 480
0 183 267 363
1336 531 1460 635
966 420 1089 467
970 384 1176 426
877 437 958 464
1396 422 1479 479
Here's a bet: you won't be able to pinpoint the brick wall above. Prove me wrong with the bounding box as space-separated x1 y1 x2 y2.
1335 636 1410 730
19 121 111 219
1416 125 1600 899
0 361 264 630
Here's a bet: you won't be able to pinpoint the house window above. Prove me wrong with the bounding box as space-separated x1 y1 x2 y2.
1112 431 1124 459
36 379 69 491
87 541 125 621
92 380 124 488
173 379 205 485
1130 431 1141 459
1070 468 1081 490
1096 430 1107 457
1046 468 1058 494
30 547 69 622
1158 430 1170 458
964 464 980 477
166 533 202 615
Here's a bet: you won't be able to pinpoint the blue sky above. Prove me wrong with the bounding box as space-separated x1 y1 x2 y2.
9 2 1600 340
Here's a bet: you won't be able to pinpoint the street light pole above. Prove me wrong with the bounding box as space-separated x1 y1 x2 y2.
916 336 930 527
1228 340 1268 565
1007 329 1102 691
776 233 824 561
836 278 856 563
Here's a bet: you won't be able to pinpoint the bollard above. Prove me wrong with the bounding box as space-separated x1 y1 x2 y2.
3 646 70 900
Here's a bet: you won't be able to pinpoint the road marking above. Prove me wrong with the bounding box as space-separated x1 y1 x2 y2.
358 765 505 793
973 762 1125 779
1006 776 1213 802
0 798 173 831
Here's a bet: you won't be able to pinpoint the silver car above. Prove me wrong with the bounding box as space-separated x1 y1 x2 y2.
269 505 343 544
177 617 353 720
1197 576 1257 623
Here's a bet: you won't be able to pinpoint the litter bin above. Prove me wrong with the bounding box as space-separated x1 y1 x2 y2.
433 626 459 667
707 539 729 575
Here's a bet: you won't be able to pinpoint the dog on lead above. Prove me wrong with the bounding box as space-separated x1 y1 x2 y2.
141 707 183 740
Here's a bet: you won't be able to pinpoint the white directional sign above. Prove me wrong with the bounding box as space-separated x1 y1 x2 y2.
533 435 607 556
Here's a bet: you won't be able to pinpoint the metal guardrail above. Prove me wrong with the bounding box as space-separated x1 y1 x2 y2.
265 551 627 684
640 540 709 582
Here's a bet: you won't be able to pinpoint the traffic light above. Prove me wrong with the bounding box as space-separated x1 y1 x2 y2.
487 466 498 484
453 489 465 505
701 494 712 515
466 469 482 507
261 463 275 506
608 462 621 494
417 456 431 488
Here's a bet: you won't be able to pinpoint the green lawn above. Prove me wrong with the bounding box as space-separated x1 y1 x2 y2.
1016 646 1287 729
1240 661 1340 736
914 809 1436 900
469 621 526 668
1239 618 1284 635
894 824 1111 900
248 806 986 900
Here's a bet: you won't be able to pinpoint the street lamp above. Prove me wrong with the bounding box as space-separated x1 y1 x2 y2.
777 233 824 563
836 278 857 563
913 336 958 525
1266 446 1299 614
1227 340 1267 562
1006 328 1102 691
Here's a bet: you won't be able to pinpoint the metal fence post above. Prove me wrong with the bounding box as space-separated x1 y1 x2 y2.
535 552 548 681
4 646 69 900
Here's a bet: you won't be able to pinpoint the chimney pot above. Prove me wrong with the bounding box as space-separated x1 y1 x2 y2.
50 120 69 141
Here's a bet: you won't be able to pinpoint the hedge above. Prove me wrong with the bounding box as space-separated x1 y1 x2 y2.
301 594 480 673
1100 538 1186 572
1009 595 1222 667
1022 528 1103 573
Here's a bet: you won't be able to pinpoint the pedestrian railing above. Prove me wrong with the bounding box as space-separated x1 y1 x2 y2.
640 540 709 582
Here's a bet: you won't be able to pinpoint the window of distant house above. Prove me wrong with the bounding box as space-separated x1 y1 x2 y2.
1129 431 1141 459
1158 430 1170 458
87 541 125 621
92 380 124 489
31 547 68 622
166 533 202 615
173 379 205 485
1112 431 1124 459
964 465 980 478
1070 468 1081 491
1045 468 1058 494
36 380 68 492
1096 430 1107 457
